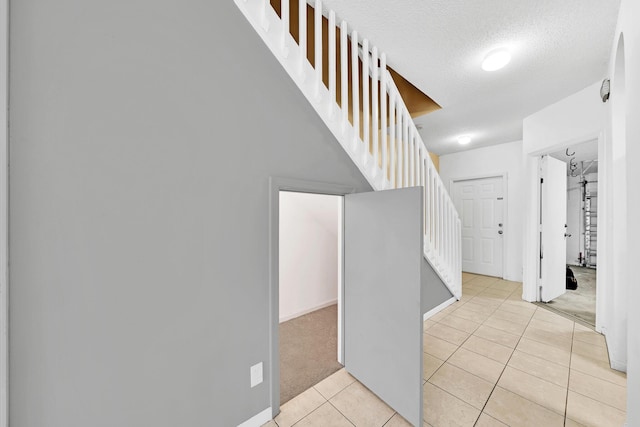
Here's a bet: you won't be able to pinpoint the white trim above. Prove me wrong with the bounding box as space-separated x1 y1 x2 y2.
237 407 272 427
278 299 338 323
610 359 627 373
337 196 344 365
423 296 456 321
449 173 508 280
0 0 8 424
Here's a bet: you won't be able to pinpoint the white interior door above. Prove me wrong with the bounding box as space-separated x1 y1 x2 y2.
344 187 423 426
540 156 568 302
452 177 504 277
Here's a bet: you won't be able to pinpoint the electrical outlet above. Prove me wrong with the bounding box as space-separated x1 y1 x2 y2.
250 362 263 388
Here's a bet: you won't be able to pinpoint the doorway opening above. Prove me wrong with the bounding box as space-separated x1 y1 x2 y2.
278 190 343 405
451 175 505 278
537 140 599 327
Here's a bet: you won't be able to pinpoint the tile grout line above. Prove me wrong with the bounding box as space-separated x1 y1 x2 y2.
423 298 502 424
425 290 519 426
569 364 628 388
564 322 576 426
324 399 357 427
471 298 540 426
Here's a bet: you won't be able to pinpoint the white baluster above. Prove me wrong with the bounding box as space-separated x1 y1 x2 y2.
362 39 369 164
380 55 387 184
299 0 307 77
450 205 454 274
328 10 336 115
351 30 359 149
409 127 414 186
426 163 431 247
436 185 440 258
340 21 348 132
414 135 420 188
398 105 404 187
281 0 290 55
261 0 270 31
440 188 445 261
423 157 428 241
403 110 408 187
314 0 322 97
390 91 396 188
371 46 379 176
446 204 451 270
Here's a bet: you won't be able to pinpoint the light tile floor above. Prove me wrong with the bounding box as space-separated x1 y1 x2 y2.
263 273 627 427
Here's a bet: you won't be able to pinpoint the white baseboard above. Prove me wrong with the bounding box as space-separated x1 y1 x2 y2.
610 359 627 373
279 299 338 323
423 297 457 321
237 407 272 427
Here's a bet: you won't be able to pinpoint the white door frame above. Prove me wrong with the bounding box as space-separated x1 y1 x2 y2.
1 0 8 425
449 173 508 279
268 177 354 417
523 132 606 333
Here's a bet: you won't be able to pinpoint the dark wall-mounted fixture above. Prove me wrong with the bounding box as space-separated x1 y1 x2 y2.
600 79 610 103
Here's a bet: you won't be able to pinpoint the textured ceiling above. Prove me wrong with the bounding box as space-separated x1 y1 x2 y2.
321 0 620 155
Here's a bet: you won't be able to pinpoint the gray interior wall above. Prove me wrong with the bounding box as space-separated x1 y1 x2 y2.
421 258 454 314
8 1 371 426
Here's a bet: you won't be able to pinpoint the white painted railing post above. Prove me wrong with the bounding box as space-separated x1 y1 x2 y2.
403 110 408 187
351 30 359 149
261 0 270 31
299 0 307 76
362 39 370 164
328 10 336 116
390 91 396 188
380 53 387 184
340 21 348 132
408 127 414 186
281 0 289 55
314 0 322 97
371 46 379 175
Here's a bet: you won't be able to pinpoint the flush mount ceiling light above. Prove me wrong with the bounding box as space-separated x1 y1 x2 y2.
458 135 472 145
482 48 511 71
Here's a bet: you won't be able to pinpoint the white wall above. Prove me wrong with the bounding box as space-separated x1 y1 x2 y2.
523 82 606 154
8 1 375 425
279 192 340 322
522 66 634 401
522 83 606 303
608 0 640 421
439 140 524 282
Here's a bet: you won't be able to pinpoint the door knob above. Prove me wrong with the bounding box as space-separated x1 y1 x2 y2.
564 233 572 238
498 230 503 235
498 223 503 227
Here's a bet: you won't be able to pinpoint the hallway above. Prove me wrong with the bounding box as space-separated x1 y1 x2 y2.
264 273 627 427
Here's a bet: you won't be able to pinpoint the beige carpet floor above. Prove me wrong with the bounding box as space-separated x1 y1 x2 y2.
542 266 596 326
279 304 342 404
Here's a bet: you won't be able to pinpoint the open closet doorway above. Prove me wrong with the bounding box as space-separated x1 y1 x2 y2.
540 139 599 327
278 191 343 404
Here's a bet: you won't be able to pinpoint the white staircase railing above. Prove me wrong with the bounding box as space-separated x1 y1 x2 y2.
236 0 462 298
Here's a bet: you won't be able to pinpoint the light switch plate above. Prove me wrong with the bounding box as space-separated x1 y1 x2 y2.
250 362 263 388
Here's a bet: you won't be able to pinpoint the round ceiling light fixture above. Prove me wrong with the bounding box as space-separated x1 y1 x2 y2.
482 48 511 71
458 135 472 145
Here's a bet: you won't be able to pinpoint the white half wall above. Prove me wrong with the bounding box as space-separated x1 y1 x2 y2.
439 140 524 282
279 192 340 322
